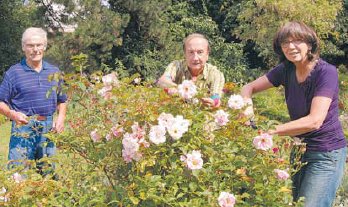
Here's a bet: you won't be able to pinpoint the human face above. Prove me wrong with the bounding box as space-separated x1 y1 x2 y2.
281 37 311 63
22 35 46 66
184 37 209 74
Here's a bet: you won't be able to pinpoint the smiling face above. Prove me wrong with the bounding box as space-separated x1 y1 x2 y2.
273 22 320 64
22 35 46 66
184 37 209 74
281 37 312 63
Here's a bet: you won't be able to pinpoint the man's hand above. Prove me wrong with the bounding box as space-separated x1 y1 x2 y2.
53 117 65 133
157 74 177 88
201 97 220 108
9 110 28 125
164 87 178 95
53 102 67 133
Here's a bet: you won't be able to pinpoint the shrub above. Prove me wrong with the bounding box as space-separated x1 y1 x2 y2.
0 70 303 206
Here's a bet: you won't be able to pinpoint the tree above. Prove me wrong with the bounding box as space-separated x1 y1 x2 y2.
0 0 43 77
42 0 248 82
38 0 127 73
328 0 348 69
230 0 343 67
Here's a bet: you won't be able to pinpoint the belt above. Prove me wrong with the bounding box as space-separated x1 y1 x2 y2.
36 115 47 121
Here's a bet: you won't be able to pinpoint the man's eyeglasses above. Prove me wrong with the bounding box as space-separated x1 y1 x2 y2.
25 44 45 50
281 39 304 48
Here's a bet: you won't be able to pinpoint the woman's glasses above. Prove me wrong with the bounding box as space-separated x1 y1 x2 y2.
281 39 304 48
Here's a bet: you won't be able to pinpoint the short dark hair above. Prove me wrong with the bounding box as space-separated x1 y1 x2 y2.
273 21 320 64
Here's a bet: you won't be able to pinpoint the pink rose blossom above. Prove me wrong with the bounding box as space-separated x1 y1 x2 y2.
122 149 142 163
167 123 185 140
134 77 141 84
131 122 146 140
158 112 174 129
276 158 285 163
102 72 119 87
167 115 190 140
139 138 150 148
121 149 133 163
111 125 124 138
0 187 8 202
178 80 197 99
180 155 187 162
293 137 303 145
243 105 254 117
228 94 245 109
90 129 102 142
105 133 112 141
218 192 236 207
167 87 178 95
121 122 150 163
214 110 229 126
184 150 203 170
122 133 140 151
12 172 23 183
97 86 113 99
192 98 199 105
253 133 273 151
272 147 279 154
122 133 141 163
274 169 290 180
0 187 5 195
149 125 166 145
174 115 190 131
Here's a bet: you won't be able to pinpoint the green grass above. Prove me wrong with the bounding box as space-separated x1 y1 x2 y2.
0 121 10 164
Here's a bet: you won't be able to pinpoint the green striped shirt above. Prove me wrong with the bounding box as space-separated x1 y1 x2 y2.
164 60 225 96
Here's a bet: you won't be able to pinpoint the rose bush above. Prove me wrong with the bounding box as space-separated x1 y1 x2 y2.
0 65 305 206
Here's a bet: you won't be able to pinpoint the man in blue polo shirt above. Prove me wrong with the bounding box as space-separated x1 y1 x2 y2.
0 27 67 173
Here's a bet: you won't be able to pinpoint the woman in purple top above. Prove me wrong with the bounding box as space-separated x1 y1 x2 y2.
241 21 347 207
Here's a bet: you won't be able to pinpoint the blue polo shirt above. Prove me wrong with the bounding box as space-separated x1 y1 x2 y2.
0 59 67 116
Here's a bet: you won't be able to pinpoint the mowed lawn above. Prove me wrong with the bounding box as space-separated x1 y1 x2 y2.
0 121 10 164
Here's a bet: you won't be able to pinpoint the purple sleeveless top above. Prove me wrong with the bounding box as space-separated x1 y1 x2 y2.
266 59 346 152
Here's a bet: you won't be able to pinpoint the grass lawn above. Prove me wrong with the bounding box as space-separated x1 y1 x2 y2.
0 121 10 164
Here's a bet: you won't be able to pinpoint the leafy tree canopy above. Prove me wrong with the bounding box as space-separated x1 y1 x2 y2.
0 0 347 81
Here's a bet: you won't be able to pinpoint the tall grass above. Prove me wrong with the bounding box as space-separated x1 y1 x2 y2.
0 121 10 164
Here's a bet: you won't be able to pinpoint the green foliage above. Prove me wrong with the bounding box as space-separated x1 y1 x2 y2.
45 0 127 73
162 2 248 83
0 121 10 163
253 87 289 124
39 1 248 82
6 60 348 205
53 73 301 206
0 115 6 126
0 0 44 77
231 0 343 66
338 70 348 137
326 0 348 67
0 60 304 206
0 67 346 205
1 1 348 80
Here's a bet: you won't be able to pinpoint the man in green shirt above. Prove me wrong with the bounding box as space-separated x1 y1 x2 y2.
157 33 225 107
